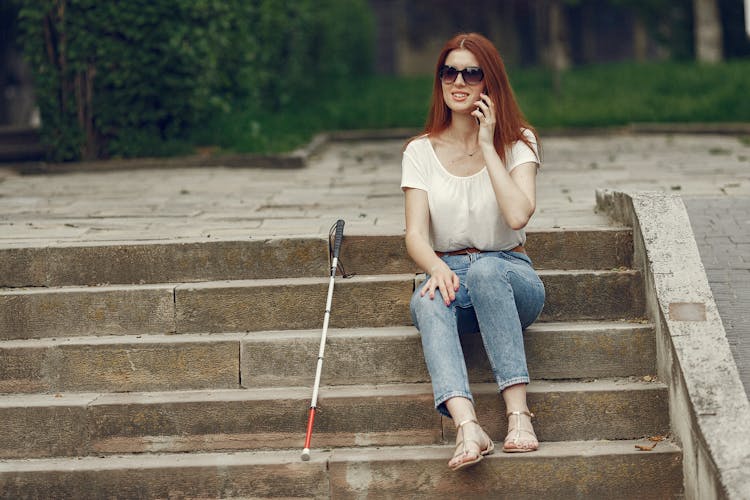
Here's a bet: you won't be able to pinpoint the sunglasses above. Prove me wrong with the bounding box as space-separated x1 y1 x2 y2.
439 65 484 85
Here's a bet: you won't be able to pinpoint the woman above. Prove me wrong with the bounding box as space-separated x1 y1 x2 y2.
401 32 545 471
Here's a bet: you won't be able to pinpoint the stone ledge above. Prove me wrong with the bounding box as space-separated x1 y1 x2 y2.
3 131 330 174
596 189 750 500
541 122 750 137
4 122 748 174
9 150 309 175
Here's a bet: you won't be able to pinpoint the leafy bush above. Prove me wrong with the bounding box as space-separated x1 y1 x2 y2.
17 0 374 161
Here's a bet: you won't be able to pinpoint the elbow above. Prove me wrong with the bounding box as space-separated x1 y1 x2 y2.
404 229 423 252
507 218 529 231
404 228 418 244
500 198 535 231
505 207 535 231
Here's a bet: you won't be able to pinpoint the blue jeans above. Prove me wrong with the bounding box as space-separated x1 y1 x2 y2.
410 251 545 417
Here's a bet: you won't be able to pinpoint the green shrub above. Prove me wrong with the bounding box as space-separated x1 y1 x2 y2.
17 0 374 161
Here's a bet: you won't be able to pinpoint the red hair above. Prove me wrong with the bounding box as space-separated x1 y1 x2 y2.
418 32 539 165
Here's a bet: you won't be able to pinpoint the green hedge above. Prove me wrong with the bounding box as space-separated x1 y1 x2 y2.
17 0 374 161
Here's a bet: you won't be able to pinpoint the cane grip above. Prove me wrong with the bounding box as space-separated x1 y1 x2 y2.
332 219 345 259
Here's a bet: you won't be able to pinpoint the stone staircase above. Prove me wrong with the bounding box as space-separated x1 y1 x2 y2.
0 227 684 499
0 126 45 163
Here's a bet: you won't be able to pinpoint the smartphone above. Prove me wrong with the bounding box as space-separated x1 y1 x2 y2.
475 91 488 124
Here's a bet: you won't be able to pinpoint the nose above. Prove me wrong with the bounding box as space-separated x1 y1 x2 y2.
454 72 467 86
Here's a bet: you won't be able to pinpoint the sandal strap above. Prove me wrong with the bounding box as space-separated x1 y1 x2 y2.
454 419 479 450
455 418 479 429
452 418 492 462
506 411 537 445
506 410 534 418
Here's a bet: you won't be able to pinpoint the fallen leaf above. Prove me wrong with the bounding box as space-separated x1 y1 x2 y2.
635 435 666 451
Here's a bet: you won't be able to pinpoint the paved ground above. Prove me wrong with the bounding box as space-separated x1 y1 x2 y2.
1 133 749 398
684 197 750 398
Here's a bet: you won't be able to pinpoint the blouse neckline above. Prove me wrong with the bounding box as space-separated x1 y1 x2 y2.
425 137 487 180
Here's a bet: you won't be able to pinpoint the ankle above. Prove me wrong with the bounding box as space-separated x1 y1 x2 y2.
455 418 478 429
506 405 530 414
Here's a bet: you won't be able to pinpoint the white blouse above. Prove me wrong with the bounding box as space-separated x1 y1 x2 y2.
401 129 539 253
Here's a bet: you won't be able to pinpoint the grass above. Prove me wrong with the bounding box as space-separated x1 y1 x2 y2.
190 59 750 154
515 59 750 128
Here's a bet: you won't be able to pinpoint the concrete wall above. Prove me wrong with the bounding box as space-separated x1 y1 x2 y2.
596 189 750 500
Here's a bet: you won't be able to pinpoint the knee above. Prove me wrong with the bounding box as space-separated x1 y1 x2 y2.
466 257 509 289
409 288 432 326
410 287 448 328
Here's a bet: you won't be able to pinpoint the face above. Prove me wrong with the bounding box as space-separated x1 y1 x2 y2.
440 49 484 116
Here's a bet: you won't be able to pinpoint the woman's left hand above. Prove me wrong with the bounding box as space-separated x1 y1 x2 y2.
472 93 495 147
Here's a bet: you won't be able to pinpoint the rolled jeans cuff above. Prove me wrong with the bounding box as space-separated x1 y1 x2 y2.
435 391 474 418
497 376 530 393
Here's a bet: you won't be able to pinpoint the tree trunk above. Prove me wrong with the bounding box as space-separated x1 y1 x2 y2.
633 15 648 62
488 0 520 66
693 0 723 62
548 0 570 95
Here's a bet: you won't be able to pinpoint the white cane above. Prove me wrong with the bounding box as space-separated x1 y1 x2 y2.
301 219 345 461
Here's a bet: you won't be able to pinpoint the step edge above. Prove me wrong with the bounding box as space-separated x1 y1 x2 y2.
0 379 668 406
2 269 641 294
0 320 655 348
0 439 681 473
0 227 633 251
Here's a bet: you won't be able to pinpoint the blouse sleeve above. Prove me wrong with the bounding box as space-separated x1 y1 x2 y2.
506 129 540 173
400 142 429 191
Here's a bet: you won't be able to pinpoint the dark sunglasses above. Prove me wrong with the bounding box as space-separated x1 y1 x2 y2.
439 65 484 85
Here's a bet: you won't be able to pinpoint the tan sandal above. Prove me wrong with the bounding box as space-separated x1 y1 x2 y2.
503 411 538 453
449 418 495 471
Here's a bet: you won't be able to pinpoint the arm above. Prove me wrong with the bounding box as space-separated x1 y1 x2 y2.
404 187 460 306
484 158 538 230
473 95 539 230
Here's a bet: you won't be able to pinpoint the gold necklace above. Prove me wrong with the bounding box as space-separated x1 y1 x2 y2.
447 144 479 165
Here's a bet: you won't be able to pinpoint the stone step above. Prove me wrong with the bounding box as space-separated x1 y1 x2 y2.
0 271 645 340
328 440 683 499
0 440 683 499
0 142 47 162
0 380 669 458
0 126 41 146
1 228 633 287
243 321 656 388
0 126 45 162
0 322 655 394
0 333 241 394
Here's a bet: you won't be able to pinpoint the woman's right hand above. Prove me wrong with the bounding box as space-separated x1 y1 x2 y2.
421 260 460 306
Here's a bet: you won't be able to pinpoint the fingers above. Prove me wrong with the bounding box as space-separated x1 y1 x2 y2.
437 278 455 306
420 272 459 306
420 279 431 297
420 277 452 305
474 94 494 123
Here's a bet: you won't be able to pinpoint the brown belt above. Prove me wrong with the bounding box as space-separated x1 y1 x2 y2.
435 245 525 257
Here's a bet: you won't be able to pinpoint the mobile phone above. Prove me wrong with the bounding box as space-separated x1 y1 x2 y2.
475 92 488 124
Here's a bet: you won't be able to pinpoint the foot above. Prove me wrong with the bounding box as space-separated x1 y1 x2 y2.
503 411 538 453
448 419 495 471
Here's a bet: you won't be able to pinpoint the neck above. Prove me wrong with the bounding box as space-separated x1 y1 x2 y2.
447 113 480 148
